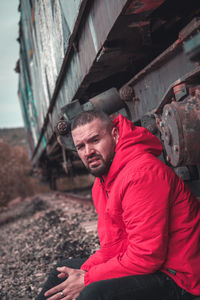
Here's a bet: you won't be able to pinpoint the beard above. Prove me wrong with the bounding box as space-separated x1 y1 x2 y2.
86 153 113 177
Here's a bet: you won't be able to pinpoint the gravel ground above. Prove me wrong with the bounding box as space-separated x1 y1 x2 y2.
0 192 99 300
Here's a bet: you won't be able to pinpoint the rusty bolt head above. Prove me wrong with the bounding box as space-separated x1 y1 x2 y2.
119 86 135 102
56 120 69 136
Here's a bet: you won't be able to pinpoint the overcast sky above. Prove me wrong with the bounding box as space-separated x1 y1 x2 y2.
0 0 23 128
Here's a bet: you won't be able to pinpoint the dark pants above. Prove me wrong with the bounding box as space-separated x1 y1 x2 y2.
35 258 194 300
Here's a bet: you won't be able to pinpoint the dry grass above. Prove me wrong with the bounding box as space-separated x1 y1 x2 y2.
0 140 50 206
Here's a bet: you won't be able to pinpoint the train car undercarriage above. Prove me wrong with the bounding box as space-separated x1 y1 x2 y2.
17 0 200 193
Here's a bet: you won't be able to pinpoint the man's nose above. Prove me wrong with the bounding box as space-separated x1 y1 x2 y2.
85 144 94 156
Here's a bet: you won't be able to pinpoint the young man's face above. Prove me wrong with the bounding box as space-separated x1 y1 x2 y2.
72 118 118 177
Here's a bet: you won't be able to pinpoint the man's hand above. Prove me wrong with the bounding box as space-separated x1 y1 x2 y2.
44 267 86 300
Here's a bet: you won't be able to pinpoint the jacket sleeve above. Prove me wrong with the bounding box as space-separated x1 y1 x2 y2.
80 248 106 271
83 171 171 285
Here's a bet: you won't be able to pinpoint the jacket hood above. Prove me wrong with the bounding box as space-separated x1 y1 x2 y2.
101 114 163 186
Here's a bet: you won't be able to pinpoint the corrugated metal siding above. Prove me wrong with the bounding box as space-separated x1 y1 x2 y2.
19 0 70 157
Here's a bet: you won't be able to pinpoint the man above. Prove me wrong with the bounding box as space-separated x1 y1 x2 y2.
36 110 200 300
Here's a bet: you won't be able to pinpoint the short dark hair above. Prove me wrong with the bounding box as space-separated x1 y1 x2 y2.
71 110 113 131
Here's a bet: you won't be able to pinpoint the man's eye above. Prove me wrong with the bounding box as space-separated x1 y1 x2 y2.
93 138 99 143
77 145 84 151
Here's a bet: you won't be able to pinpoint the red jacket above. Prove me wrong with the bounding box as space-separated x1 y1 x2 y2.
81 115 200 295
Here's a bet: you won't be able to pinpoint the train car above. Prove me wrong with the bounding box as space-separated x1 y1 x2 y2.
17 0 200 193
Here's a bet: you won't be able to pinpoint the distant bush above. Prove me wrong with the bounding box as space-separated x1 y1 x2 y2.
0 127 26 146
0 141 49 206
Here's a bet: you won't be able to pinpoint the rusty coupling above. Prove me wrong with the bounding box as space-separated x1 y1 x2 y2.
160 89 200 167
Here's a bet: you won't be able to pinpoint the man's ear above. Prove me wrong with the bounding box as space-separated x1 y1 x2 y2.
112 127 119 144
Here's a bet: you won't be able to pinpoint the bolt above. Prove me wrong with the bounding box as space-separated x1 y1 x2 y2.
119 86 135 102
56 120 69 135
165 109 171 116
